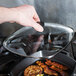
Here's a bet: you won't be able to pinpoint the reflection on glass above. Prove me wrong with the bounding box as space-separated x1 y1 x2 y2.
3 23 74 57
7 33 67 55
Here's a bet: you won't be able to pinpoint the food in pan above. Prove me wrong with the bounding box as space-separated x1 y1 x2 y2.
45 59 68 70
36 61 58 76
24 65 43 76
50 65 68 76
36 74 44 76
24 59 69 76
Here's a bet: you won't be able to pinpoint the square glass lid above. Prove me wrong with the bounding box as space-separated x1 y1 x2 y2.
3 23 74 58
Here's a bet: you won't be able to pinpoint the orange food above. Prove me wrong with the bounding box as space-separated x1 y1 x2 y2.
24 59 69 76
36 61 58 76
24 65 43 76
50 65 68 76
45 59 68 70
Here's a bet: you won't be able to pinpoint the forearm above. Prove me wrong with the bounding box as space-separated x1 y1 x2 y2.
0 7 17 23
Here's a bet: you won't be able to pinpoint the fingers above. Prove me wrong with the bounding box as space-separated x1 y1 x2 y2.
31 8 43 32
30 20 44 32
18 19 44 32
33 13 40 22
9 21 15 23
22 20 44 32
33 8 40 22
20 5 40 22
15 5 43 32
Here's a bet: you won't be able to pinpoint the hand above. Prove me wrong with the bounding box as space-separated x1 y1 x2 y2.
11 5 44 32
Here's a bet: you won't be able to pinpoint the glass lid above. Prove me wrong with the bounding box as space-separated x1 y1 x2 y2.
3 23 74 58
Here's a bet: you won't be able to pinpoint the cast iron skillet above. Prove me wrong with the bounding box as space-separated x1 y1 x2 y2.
10 51 76 76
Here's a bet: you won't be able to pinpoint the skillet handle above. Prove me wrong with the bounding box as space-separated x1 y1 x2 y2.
60 51 70 56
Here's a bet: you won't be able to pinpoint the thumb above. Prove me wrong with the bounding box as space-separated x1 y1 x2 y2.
31 21 44 32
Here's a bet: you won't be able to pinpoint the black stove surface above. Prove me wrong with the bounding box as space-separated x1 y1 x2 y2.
0 36 24 76
0 51 24 76
0 34 76 76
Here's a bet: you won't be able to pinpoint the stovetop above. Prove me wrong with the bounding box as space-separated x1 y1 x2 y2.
0 34 76 76
0 36 24 76
0 50 24 75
